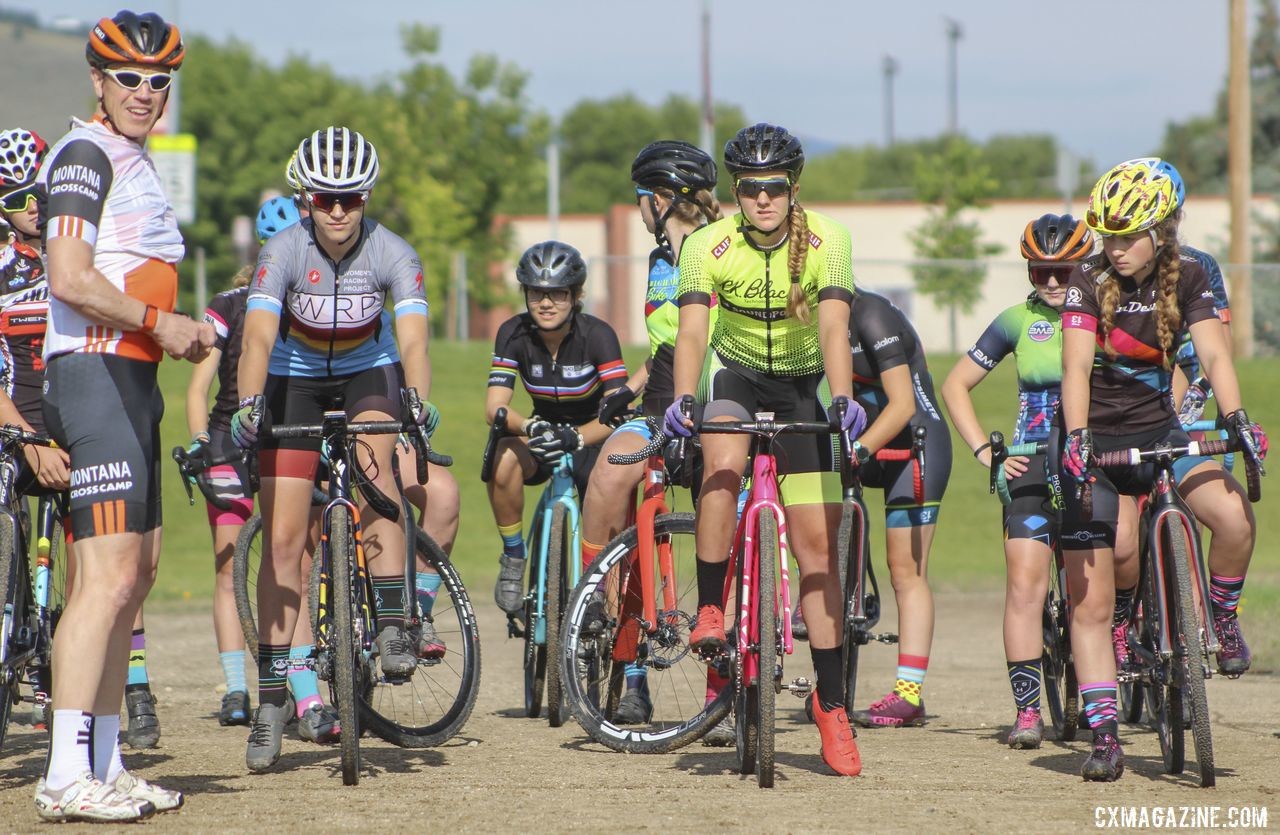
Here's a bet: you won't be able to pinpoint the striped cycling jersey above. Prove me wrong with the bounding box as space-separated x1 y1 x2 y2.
247 218 428 377
967 296 1062 444
677 209 854 377
38 117 183 362
1172 246 1230 380
0 241 50 424
487 312 627 426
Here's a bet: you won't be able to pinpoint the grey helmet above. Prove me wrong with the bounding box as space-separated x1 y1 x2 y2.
516 241 587 289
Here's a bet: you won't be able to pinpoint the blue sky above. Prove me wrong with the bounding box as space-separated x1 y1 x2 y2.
20 0 1235 167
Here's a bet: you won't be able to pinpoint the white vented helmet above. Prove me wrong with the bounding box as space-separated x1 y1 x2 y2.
284 149 301 192
294 126 379 192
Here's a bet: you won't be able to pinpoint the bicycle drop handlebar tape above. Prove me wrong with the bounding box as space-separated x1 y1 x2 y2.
170 444 239 511
606 417 667 466
1093 436 1261 503
480 406 508 484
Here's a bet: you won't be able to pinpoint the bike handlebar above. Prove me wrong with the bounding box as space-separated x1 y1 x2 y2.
1080 433 1262 514
171 444 246 511
606 416 666 466
987 431 1050 506
264 419 453 469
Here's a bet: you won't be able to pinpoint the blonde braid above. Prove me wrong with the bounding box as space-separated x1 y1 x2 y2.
666 187 723 226
1152 218 1183 368
1091 253 1122 359
786 202 811 322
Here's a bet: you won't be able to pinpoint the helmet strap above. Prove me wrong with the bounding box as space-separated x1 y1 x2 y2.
735 197 791 251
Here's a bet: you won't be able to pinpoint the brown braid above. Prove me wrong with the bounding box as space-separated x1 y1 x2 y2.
786 202 811 322
659 186 723 227
1151 216 1183 367
231 264 252 289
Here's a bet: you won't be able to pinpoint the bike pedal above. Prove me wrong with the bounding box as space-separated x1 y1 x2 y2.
785 676 813 697
875 632 899 644
506 615 526 639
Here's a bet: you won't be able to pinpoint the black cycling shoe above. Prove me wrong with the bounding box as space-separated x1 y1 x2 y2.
125 685 161 749
219 691 251 727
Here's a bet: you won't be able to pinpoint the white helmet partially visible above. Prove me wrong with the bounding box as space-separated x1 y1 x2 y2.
284 149 301 193
294 126 379 192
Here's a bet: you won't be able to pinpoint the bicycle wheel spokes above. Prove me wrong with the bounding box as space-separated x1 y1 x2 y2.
232 515 263 662
360 531 480 748
326 505 362 785
1041 559 1078 741
562 513 730 754
1165 520 1214 787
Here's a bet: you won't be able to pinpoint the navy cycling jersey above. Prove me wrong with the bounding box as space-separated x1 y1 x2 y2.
847 290 946 446
1173 245 1230 379
488 312 627 427
203 286 247 431
247 218 428 377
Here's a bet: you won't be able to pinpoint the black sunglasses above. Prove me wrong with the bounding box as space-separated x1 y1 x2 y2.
1029 264 1075 286
734 177 791 200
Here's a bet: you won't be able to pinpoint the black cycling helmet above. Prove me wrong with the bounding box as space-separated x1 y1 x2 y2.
723 123 804 180
1020 213 1094 262
86 11 185 70
516 241 587 290
631 140 718 195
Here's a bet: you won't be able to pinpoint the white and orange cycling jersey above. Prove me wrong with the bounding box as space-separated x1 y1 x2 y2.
37 116 182 362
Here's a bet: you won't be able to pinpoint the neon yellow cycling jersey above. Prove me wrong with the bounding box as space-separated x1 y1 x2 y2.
677 208 854 376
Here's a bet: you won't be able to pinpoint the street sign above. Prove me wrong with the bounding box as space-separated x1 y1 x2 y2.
149 133 197 225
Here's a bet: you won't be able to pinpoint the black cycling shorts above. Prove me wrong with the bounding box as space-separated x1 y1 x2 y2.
1051 420 1211 551
43 354 163 540
857 423 952 528
1000 453 1056 546
261 363 402 480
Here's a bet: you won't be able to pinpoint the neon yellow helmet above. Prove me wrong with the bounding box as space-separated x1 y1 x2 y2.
1085 157 1185 237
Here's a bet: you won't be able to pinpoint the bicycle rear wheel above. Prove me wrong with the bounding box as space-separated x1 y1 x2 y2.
544 505 568 728
232 514 263 661
561 513 730 753
1167 521 1214 787
360 531 481 748
755 508 778 789
0 510 21 751
1119 599 1144 725
523 517 546 719
327 505 362 785
1041 555 1078 741
838 497 868 718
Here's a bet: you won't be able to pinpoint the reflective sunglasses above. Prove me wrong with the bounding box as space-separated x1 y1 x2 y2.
102 67 173 93
0 186 37 214
1029 264 1075 286
306 191 369 213
734 177 791 200
525 287 573 305
635 186 655 204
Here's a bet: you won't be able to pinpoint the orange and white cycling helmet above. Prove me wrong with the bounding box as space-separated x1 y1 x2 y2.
1085 157 1184 237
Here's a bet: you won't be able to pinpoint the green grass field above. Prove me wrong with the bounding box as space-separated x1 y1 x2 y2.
151 344 1280 665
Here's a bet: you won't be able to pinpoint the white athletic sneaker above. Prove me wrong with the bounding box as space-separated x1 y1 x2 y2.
111 769 184 812
34 772 156 822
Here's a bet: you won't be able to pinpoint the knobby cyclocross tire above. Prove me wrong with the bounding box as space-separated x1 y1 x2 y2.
1119 600 1145 725
328 504 362 785
561 513 730 754
1166 521 1214 787
1145 529 1184 777
0 511 20 751
33 511 68 713
523 516 546 719
544 505 567 728
359 530 481 748
232 514 263 661
838 497 867 718
735 521 758 778
755 507 779 789
1041 557 1078 741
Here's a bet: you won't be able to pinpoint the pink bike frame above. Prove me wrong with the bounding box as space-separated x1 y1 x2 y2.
724 449 794 686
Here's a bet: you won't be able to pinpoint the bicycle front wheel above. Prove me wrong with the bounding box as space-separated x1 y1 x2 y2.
754 507 779 790
359 531 481 748
0 510 22 751
1145 534 1184 776
1167 520 1214 787
327 505 362 785
232 514 263 661
1041 556 1078 741
838 497 868 718
544 505 567 728
561 512 730 754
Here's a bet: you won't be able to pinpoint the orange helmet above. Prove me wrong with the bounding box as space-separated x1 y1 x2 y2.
1019 214 1093 262
87 11 184 71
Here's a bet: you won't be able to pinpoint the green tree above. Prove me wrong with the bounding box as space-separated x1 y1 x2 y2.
908 137 1002 351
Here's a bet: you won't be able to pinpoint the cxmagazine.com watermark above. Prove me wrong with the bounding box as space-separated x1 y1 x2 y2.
1096 805 1270 829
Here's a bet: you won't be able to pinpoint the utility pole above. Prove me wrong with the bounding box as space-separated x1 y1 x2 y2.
1227 0 1253 357
700 0 714 157
547 127 560 241
944 17 963 135
882 55 898 146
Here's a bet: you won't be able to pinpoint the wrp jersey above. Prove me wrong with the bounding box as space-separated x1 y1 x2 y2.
1062 255 1218 435
966 297 1062 444
678 209 854 376
38 117 183 362
247 219 428 377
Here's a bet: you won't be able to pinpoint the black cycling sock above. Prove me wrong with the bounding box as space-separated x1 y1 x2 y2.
373 577 406 630
1007 658 1042 710
811 645 845 711
696 558 729 611
257 643 290 708
1113 586 1136 624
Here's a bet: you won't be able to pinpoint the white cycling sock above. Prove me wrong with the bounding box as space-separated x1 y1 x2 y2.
45 710 92 790
91 714 125 782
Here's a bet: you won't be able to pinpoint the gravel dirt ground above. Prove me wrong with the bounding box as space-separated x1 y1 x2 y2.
1 591 1276 832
